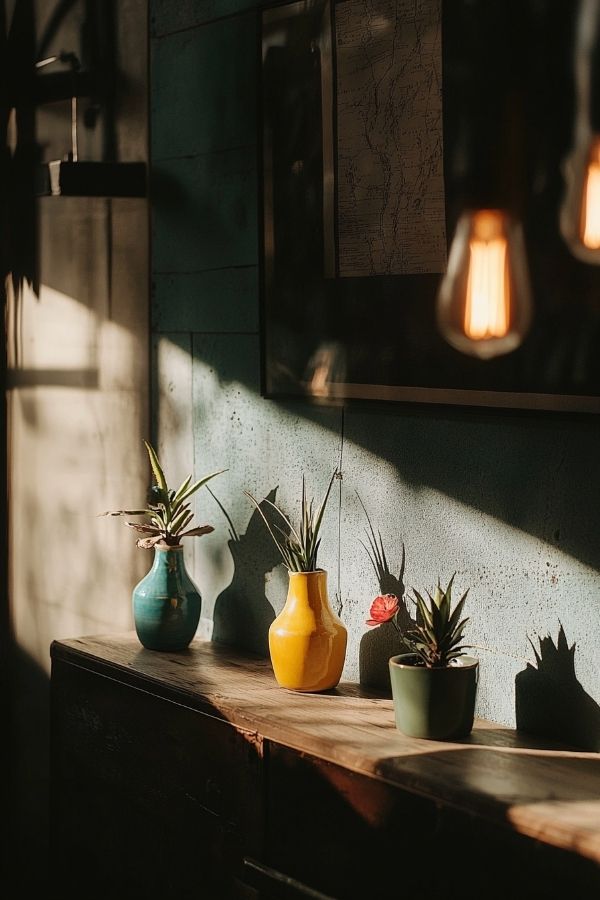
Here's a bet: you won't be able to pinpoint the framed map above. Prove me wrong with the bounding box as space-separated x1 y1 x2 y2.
335 0 446 278
260 0 600 412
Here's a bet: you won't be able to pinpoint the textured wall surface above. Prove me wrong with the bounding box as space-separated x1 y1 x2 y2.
10 0 149 669
150 1 600 746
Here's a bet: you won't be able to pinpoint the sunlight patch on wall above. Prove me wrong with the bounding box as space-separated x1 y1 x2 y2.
9 282 149 672
343 439 600 722
9 283 98 372
158 335 599 726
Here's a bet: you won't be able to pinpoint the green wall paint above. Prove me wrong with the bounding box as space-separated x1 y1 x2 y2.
150 1 600 748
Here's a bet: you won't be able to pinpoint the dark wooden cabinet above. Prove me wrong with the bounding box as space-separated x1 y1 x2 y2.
51 636 600 900
263 744 598 900
51 655 263 899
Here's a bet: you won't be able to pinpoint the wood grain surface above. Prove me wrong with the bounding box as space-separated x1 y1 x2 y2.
51 634 600 867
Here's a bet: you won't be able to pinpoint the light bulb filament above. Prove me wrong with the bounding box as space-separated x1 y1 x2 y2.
581 147 600 249
437 208 531 359
464 235 509 340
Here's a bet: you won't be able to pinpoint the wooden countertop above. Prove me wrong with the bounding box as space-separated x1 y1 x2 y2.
51 634 600 867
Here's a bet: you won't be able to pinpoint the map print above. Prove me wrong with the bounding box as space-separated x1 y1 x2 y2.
336 0 446 276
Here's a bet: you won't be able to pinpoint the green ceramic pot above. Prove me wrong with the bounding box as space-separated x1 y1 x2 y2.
389 653 479 740
132 545 201 651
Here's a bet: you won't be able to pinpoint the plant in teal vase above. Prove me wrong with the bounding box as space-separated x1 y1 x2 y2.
101 441 224 548
101 441 226 652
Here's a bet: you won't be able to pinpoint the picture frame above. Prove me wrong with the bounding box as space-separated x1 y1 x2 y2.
260 0 600 413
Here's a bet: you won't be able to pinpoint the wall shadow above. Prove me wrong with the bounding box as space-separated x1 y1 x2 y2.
212 488 282 657
183 317 600 575
358 500 413 692
515 624 600 752
7 644 50 895
186 316 600 576
4 0 38 302
4 4 149 896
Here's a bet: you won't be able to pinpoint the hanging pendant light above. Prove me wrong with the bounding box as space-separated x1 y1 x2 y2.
435 0 533 360
561 0 600 262
561 134 600 260
437 209 532 360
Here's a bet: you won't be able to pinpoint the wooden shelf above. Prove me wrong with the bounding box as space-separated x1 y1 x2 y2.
51 633 600 870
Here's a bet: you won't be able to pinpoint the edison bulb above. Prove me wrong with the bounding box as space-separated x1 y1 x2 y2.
561 134 600 262
437 209 533 360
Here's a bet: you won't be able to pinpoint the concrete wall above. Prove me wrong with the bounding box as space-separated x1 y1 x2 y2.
150 1 600 749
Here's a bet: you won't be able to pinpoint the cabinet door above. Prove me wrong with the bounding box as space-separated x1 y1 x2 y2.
264 742 438 899
51 659 263 900
264 743 600 900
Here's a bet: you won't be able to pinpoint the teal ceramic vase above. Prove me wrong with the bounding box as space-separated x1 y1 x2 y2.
389 653 479 740
132 544 201 651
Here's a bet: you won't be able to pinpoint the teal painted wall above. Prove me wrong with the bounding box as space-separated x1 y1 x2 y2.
150 1 600 747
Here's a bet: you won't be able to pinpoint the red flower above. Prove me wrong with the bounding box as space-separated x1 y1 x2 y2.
366 594 399 626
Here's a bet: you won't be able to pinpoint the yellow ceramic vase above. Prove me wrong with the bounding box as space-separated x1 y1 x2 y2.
269 570 347 691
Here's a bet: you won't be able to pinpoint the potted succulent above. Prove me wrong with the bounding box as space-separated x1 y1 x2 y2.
101 441 224 651
246 472 347 692
387 575 478 740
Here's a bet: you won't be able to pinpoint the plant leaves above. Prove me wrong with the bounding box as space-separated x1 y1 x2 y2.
169 505 193 535
178 525 215 538
125 523 162 535
206 486 239 542
136 535 166 549
245 491 293 568
171 474 192 508
261 497 303 546
402 576 470 667
144 441 169 501
98 509 149 517
310 470 336 552
177 469 227 506
246 471 335 572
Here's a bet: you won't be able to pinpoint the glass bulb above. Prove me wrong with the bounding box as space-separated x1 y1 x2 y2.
437 209 533 359
561 134 600 262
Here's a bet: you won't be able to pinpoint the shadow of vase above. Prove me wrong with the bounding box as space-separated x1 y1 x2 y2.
515 624 600 752
211 489 283 657
359 621 406 695
358 530 415 692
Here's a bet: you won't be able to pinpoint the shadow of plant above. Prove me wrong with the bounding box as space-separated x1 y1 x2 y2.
515 624 600 752
211 488 284 657
357 494 414 692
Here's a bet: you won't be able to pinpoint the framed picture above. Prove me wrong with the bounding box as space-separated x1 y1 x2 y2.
260 0 600 412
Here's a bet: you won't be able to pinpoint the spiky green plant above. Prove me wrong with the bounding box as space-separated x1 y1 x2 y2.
101 441 225 548
404 575 471 667
206 485 240 543
245 471 337 572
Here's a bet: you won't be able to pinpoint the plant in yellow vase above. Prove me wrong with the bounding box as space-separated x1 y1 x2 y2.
246 472 347 691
